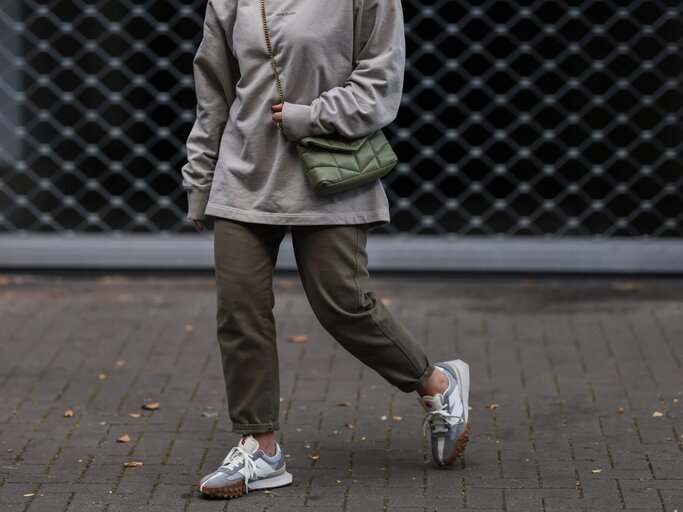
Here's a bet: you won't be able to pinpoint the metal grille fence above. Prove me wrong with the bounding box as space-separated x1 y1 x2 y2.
0 1 682 240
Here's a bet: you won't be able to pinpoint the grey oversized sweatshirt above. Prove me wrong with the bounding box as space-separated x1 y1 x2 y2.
181 0 405 226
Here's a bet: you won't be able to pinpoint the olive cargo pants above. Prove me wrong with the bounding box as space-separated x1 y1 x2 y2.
213 217 435 435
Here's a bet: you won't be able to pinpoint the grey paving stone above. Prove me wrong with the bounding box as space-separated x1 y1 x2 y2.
0 274 681 512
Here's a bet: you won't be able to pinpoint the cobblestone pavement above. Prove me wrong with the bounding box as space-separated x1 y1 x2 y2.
0 273 681 512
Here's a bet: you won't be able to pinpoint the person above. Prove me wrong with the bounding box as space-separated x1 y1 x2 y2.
181 0 471 500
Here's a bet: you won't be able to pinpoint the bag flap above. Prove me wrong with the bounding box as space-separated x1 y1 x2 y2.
297 133 371 152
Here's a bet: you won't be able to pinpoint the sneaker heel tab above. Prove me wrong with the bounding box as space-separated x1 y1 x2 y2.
417 393 445 411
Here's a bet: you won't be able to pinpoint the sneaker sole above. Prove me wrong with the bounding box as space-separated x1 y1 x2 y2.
248 471 293 490
198 470 293 499
440 420 471 467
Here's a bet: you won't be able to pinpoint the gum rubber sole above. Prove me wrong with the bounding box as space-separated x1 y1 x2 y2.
198 471 293 499
447 420 471 465
434 421 471 468
199 480 247 499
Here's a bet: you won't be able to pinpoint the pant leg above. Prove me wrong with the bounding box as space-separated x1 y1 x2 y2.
290 223 434 393
213 217 288 434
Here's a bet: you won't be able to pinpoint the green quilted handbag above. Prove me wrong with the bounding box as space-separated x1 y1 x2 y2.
295 130 398 196
260 0 398 195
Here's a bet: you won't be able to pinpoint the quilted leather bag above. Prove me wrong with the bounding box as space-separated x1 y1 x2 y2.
260 0 398 196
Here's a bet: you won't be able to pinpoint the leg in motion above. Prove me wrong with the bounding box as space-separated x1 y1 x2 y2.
290 223 435 392
198 218 292 499
291 223 470 468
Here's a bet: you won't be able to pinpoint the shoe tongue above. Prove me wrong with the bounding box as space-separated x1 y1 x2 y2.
417 393 445 411
239 435 261 454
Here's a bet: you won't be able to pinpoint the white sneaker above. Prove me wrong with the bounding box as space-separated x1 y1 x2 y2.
416 359 471 467
198 435 293 498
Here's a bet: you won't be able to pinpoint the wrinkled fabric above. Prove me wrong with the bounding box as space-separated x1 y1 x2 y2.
213 217 435 433
181 0 405 225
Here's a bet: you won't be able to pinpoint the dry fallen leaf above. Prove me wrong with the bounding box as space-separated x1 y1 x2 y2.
142 402 160 411
392 416 403 421
0 276 20 286
185 324 194 332
610 281 645 292
674 398 679 404
335 402 352 407
128 412 142 418
23 493 35 497
591 468 603 474
380 415 387 421
308 455 319 461
616 407 625 414
99 275 128 285
286 334 309 343
263 489 272 494
117 434 131 443
115 360 127 367
99 373 107 380
63 409 74 417
485 403 499 410
652 411 664 418
123 461 143 468
345 423 355 430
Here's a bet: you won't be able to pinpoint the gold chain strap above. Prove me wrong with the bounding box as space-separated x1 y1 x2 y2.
260 0 285 105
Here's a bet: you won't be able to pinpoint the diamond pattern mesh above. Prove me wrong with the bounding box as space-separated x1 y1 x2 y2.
1 1 682 236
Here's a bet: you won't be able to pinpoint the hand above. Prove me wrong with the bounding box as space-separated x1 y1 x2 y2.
193 219 205 232
271 103 283 129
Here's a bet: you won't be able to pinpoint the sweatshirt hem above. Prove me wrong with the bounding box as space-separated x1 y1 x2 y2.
205 202 390 226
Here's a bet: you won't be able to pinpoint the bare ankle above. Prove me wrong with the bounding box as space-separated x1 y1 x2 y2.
417 367 448 397
251 432 276 456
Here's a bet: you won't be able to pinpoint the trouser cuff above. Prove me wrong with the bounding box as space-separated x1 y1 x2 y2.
232 421 280 434
397 363 435 393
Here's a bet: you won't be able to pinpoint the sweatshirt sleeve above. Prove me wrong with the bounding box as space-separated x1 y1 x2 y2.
181 0 240 221
280 0 405 141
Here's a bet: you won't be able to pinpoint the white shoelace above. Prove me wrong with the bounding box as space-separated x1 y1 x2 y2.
219 445 258 493
422 402 464 436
